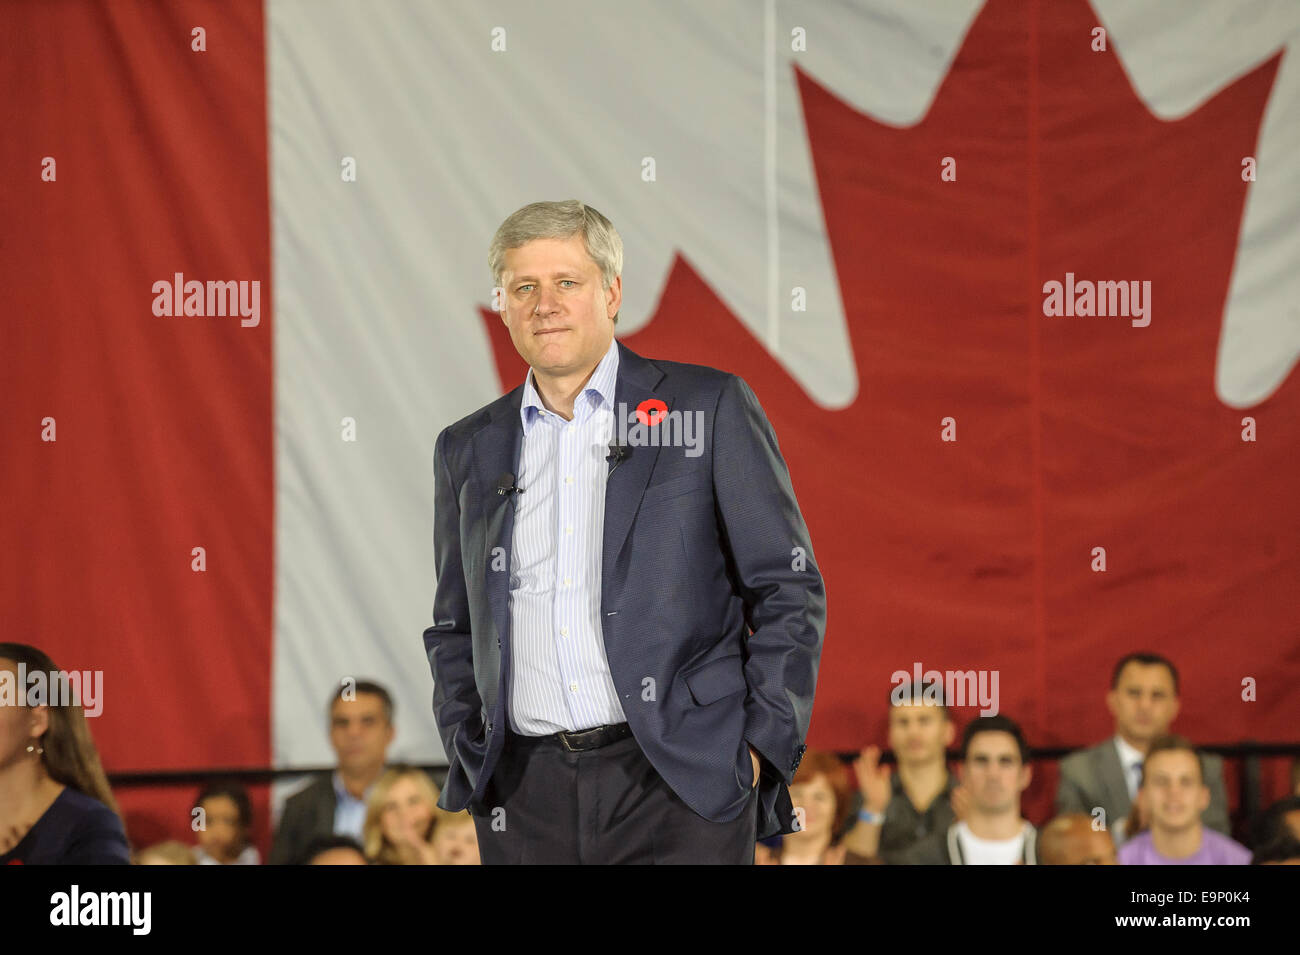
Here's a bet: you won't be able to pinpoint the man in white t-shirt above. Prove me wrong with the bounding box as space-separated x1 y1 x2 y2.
892 715 1037 865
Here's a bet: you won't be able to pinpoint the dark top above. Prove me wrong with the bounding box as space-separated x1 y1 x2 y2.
841 770 957 863
0 787 130 865
268 774 337 866
892 822 1040 865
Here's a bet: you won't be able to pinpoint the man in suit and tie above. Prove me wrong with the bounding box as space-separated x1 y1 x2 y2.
424 199 826 864
269 681 395 865
1054 652 1230 843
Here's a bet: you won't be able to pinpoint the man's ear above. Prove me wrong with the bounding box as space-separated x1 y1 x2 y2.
943 721 955 748
605 274 622 319
1018 764 1032 794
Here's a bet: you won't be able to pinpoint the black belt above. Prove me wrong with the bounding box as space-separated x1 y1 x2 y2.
508 722 632 752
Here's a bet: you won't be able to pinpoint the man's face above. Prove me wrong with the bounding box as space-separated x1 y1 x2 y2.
1142 750 1209 832
1284 809 1300 841
329 693 394 775
310 848 367 865
1047 823 1118 865
1076 828 1118 865
960 731 1030 816
887 703 953 767
499 235 620 383
1106 662 1179 746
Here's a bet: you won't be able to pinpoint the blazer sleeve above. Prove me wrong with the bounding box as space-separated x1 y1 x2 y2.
269 782 328 866
423 427 488 774
269 791 306 865
711 375 826 786
1053 754 1090 816
1202 753 1232 835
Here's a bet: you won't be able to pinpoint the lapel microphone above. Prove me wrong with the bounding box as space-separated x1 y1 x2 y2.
496 472 524 496
606 442 630 476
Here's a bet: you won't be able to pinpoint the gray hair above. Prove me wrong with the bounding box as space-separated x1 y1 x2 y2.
489 200 623 322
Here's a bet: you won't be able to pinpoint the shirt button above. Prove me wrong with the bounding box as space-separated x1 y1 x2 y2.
560 626 569 636
569 683 578 692
565 525 573 535
564 576 572 587
564 476 573 484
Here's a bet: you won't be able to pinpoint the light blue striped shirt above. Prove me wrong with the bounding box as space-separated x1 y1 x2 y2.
508 337 628 735
331 771 372 841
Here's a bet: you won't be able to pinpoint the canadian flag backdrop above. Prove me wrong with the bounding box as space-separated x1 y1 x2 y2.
3 0 1298 852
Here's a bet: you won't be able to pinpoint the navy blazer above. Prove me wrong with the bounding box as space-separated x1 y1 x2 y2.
424 341 826 839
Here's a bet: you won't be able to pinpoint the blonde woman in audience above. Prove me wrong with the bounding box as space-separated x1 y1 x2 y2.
136 841 198 865
759 750 871 864
430 808 480 865
363 765 441 864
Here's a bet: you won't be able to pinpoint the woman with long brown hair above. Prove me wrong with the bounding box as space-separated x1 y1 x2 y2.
0 643 129 864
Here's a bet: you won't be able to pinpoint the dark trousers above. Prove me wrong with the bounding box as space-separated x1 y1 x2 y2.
469 726 757 864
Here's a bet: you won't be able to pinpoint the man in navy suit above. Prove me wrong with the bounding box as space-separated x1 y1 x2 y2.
424 199 825 863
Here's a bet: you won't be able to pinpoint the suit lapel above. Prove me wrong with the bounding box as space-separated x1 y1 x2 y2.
471 388 524 654
1098 740 1133 817
600 343 669 608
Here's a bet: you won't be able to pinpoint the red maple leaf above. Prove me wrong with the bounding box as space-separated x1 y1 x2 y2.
481 0 1297 784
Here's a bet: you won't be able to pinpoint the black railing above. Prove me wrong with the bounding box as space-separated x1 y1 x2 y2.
106 740 1300 786
107 741 1299 832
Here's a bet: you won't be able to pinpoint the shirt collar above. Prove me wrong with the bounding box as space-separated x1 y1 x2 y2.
332 770 372 805
520 337 619 433
1113 734 1145 772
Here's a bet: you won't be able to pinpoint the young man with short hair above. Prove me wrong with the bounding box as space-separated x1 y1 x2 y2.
841 682 957 862
892 715 1038 864
1056 652 1229 842
1118 735 1250 865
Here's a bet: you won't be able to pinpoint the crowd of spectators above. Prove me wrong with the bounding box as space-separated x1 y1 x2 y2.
2 643 1295 865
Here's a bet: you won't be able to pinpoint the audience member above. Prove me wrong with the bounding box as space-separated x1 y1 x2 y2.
759 750 871 864
136 840 198 865
430 808 481 865
1118 735 1250 865
1056 653 1228 843
894 715 1038 864
1250 794 1300 856
1252 832 1300 865
193 780 260 864
363 765 440 864
0 643 130 865
841 681 959 863
304 835 368 865
269 680 395 865
1038 813 1117 864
